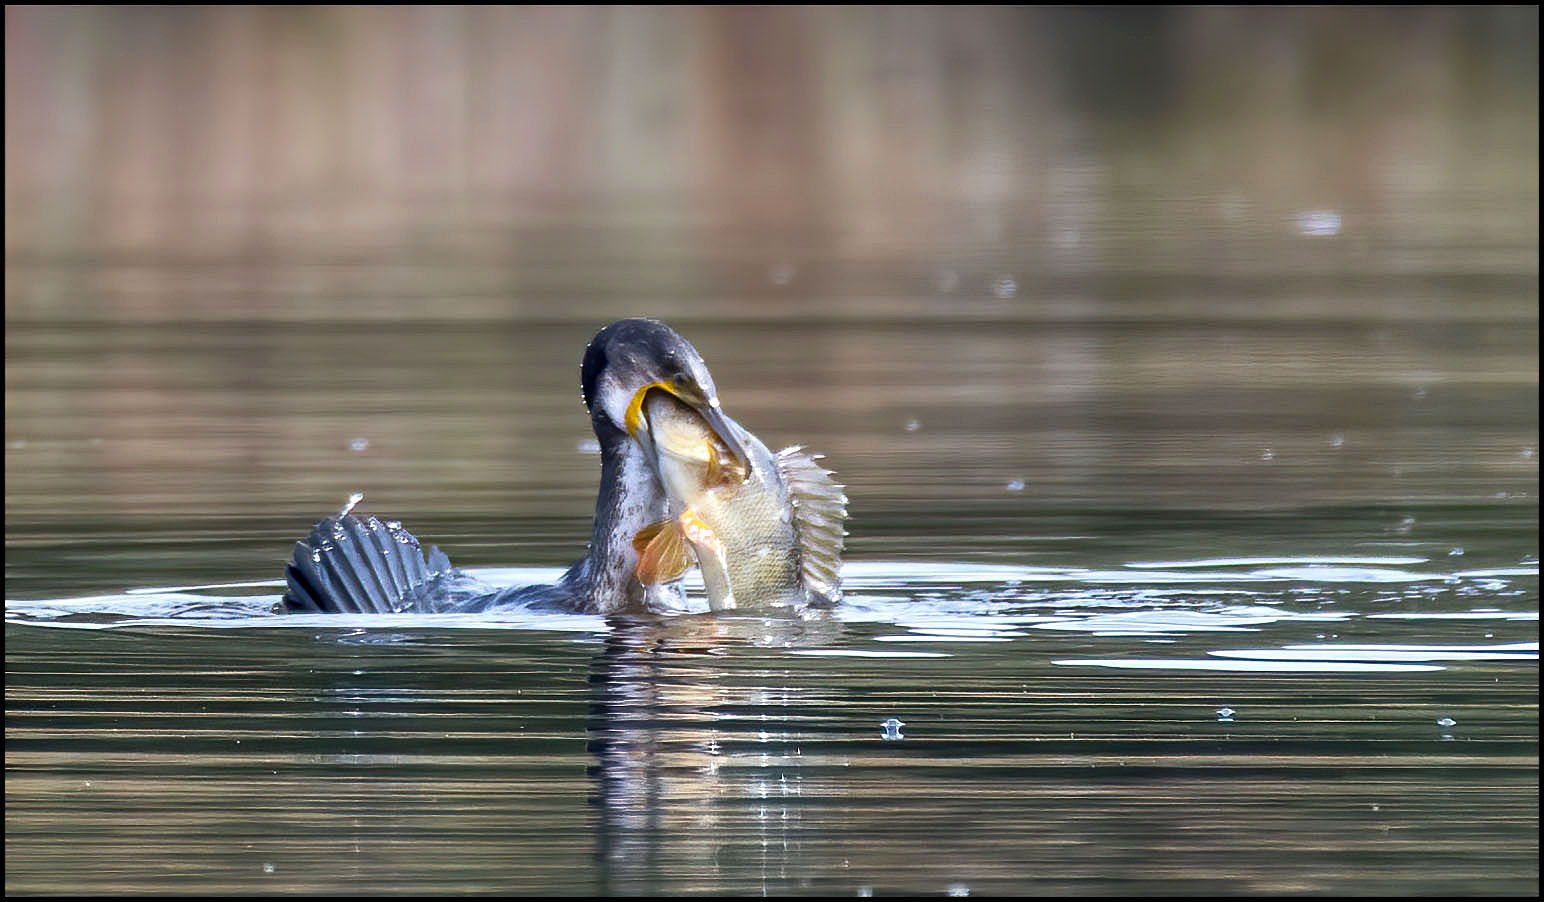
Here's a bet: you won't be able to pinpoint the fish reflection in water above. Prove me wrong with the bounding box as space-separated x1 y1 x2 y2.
587 614 844 893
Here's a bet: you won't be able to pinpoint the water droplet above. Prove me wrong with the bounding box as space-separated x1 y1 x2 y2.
1524 447 1536 460
1006 479 1024 492
339 492 364 517
1296 209 1342 237
1261 449 1274 461
946 883 971 897
262 863 276 875
1436 716 1456 727
1371 804 1380 812
576 439 601 454
992 275 1017 299
880 717 905 741
1330 434 1345 449
1448 547 1464 556
1413 386 1428 400
769 262 796 286
904 418 921 433
857 888 873 898
349 437 370 452
1217 707 1236 721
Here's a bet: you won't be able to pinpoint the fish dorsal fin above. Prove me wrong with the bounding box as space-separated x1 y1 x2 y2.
633 518 695 585
774 446 847 604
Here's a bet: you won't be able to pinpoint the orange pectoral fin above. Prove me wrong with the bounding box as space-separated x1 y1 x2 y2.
633 519 668 555
633 518 696 584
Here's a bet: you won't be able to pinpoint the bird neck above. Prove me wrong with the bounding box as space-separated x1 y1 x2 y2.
566 417 669 612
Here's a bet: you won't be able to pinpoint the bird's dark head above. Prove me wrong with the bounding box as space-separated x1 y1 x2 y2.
580 318 751 474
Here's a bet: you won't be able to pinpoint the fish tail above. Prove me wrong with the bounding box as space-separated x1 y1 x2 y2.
282 514 451 614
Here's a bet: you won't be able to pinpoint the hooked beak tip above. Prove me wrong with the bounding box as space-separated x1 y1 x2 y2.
698 399 752 477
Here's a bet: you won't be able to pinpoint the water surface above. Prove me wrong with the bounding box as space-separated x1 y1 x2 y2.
6 550 1538 895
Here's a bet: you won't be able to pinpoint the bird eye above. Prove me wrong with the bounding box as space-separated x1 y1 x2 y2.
671 372 690 389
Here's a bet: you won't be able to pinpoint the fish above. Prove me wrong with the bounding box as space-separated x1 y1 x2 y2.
631 389 846 611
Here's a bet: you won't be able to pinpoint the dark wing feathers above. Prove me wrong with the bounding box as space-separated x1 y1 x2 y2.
283 515 440 614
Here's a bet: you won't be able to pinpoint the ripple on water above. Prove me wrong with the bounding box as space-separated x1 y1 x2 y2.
5 558 1535 659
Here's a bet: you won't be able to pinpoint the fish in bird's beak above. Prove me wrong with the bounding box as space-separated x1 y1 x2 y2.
625 381 753 481
630 388 846 611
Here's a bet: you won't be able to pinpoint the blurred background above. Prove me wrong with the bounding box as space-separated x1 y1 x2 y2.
5 6 1538 595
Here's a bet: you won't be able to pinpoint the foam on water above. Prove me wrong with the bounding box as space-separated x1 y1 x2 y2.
7 557 1536 675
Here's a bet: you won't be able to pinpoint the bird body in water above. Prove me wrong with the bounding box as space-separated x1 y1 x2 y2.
281 318 843 615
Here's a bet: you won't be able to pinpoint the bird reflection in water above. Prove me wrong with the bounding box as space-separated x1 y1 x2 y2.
587 613 845 893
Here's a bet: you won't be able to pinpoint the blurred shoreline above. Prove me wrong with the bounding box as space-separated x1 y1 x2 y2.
6 7 1537 323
